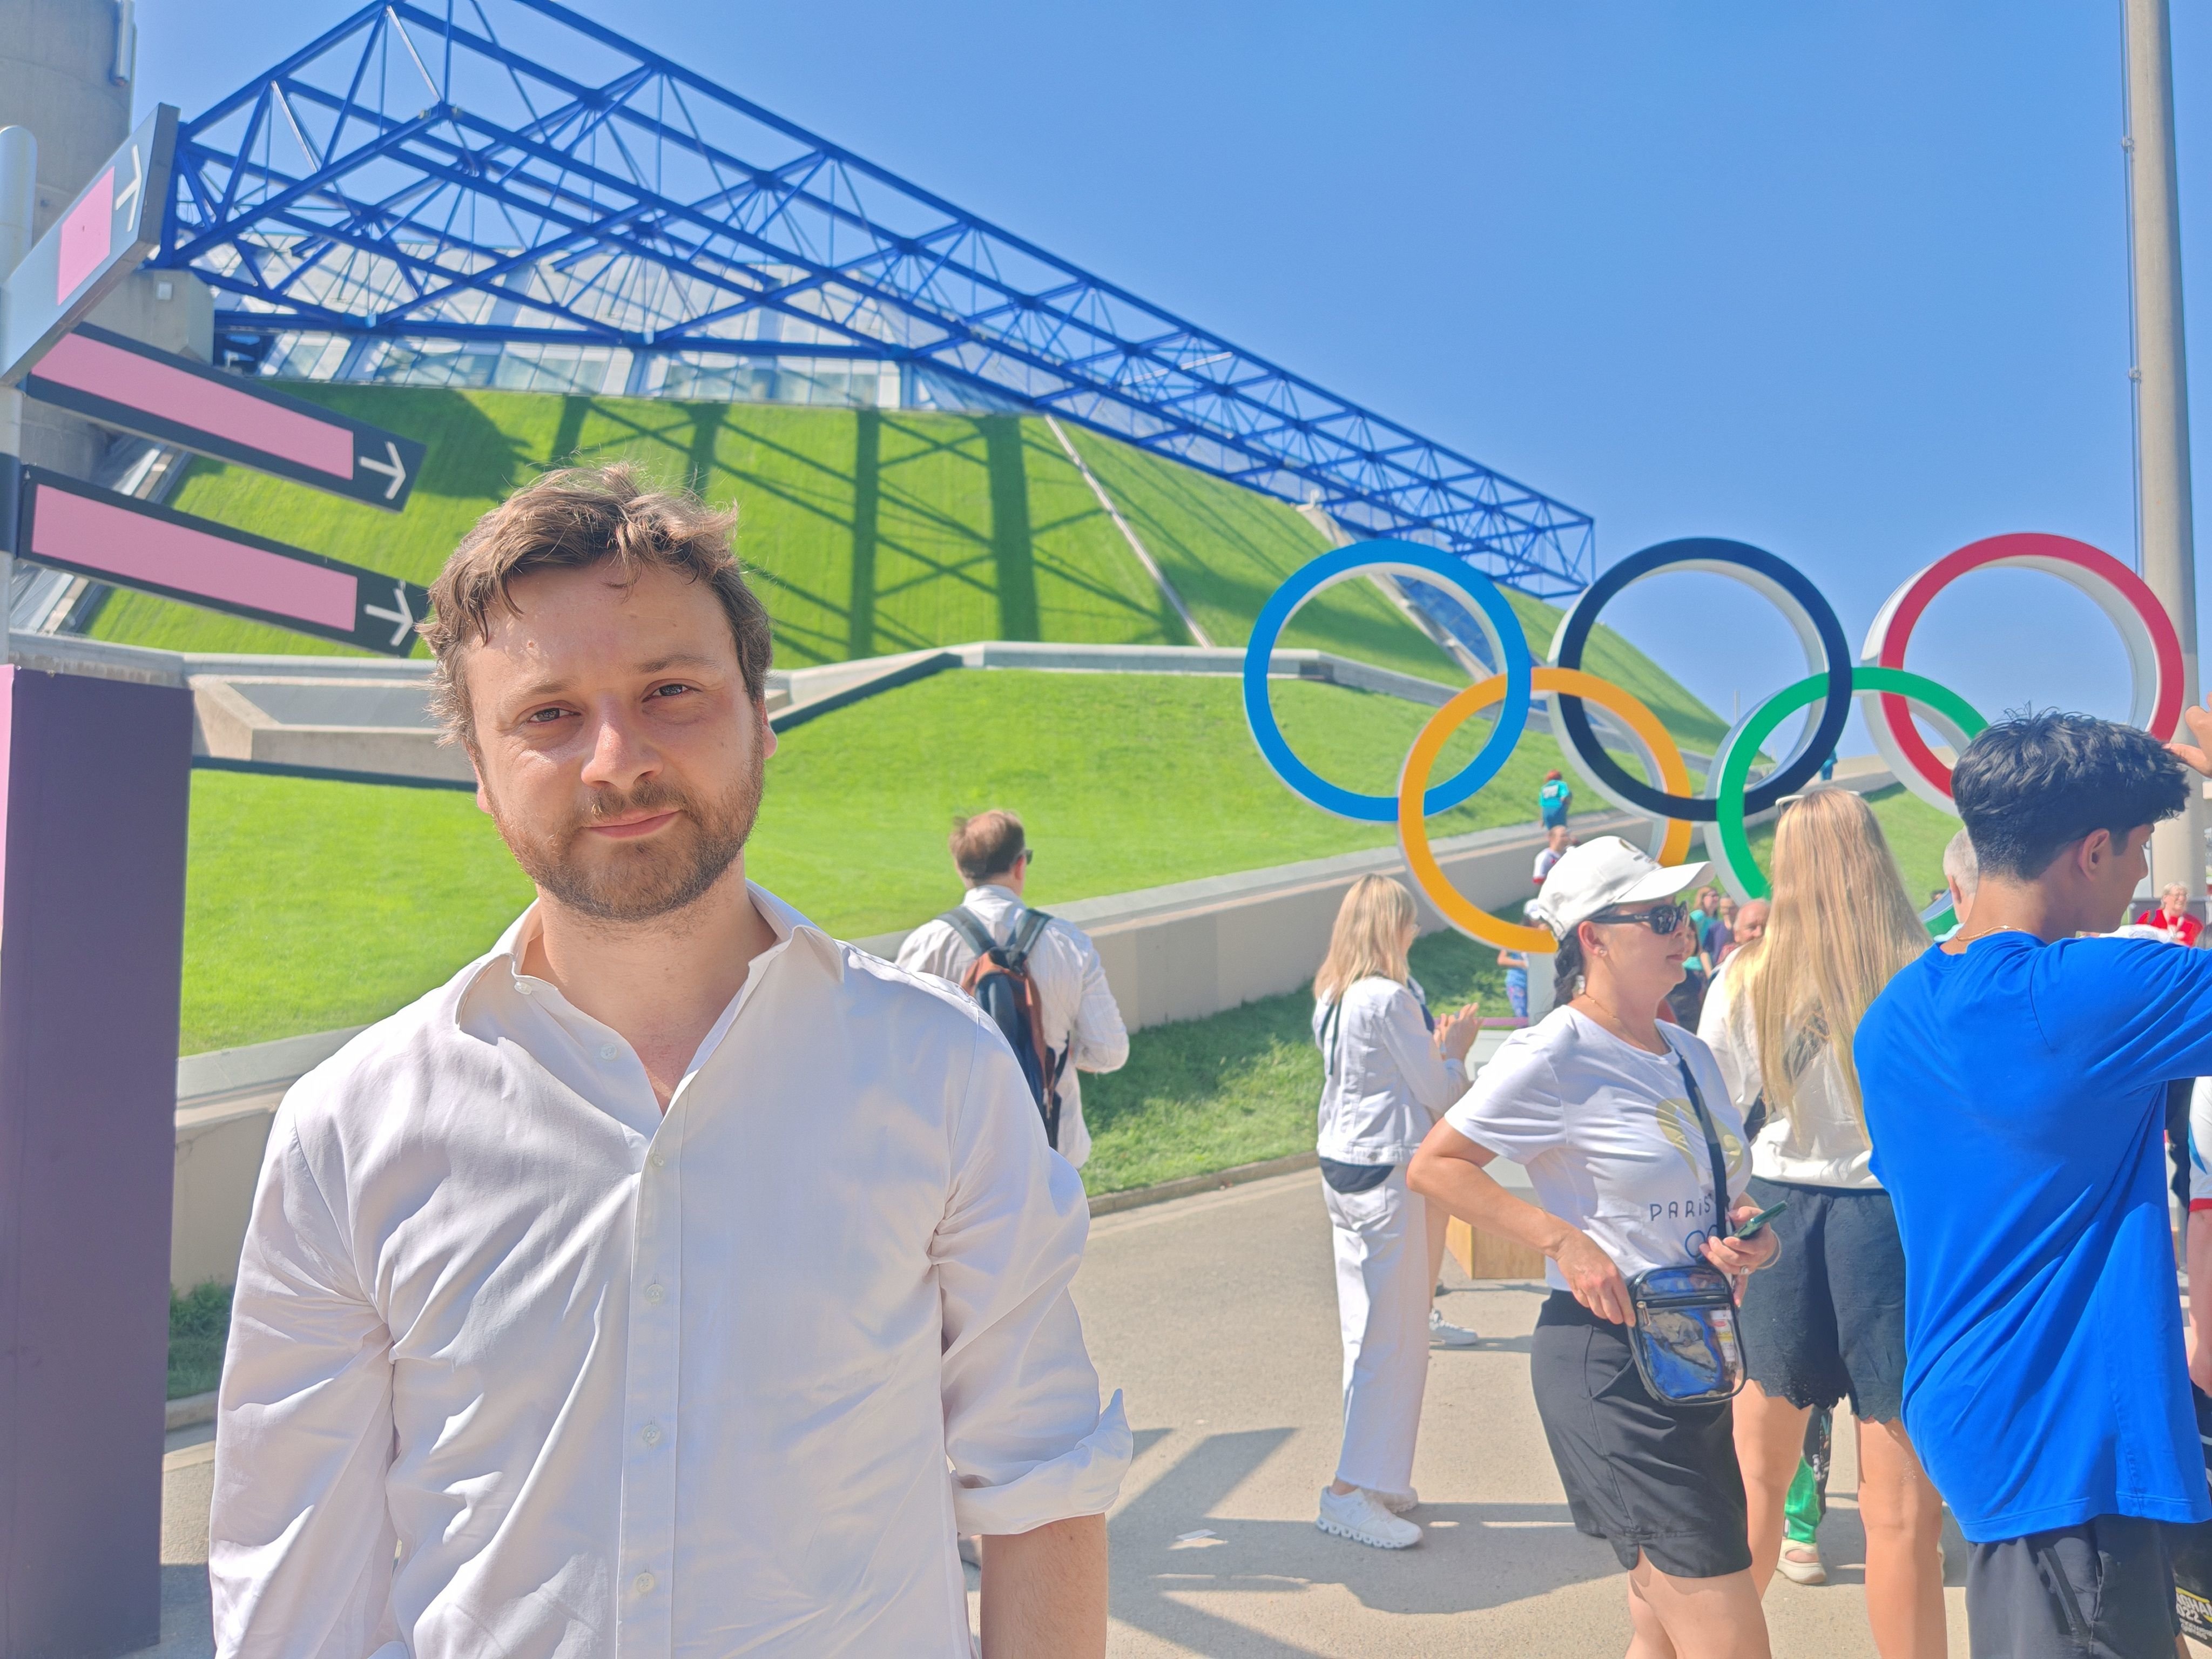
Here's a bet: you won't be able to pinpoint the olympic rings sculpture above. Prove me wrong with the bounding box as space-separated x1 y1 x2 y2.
1242 534 2183 953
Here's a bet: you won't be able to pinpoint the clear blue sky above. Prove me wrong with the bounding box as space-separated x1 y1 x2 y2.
135 1 2212 757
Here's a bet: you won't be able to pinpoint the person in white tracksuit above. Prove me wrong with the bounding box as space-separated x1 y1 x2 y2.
1310 875 1482 1550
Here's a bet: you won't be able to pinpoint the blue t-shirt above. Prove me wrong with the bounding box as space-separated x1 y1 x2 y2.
1856 934 2212 1542
1539 780 1570 824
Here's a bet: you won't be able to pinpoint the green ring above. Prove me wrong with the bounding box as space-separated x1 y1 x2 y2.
1714 666 1986 940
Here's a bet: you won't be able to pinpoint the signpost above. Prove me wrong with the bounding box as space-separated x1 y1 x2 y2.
25 324 425 511
0 106 177 387
10 468 429 655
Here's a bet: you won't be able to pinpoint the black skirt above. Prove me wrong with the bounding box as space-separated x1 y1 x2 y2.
1531 1292 1752 1579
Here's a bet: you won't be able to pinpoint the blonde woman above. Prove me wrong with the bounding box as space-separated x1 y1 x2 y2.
1311 875 1482 1549
1696 790 1946 1657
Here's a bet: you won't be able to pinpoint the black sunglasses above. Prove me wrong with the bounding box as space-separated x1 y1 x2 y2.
1589 901 1689 936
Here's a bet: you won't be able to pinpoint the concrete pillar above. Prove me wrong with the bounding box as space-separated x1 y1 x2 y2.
2123 0 2206 896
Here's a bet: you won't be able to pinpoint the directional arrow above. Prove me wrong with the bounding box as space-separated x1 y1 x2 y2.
358 440 408 502
362 581 417 649
24 325 424 512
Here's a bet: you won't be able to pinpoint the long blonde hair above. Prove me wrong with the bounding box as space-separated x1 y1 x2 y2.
1315 875 1418 1003
1730 789 1925 1118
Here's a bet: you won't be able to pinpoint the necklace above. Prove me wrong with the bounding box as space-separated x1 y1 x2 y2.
1947 923 2037 947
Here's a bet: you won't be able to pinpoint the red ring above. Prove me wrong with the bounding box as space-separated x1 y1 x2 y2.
1864 533 2183 794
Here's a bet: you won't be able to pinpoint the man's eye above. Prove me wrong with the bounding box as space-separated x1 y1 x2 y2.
522 707 570 725
649 684 692 699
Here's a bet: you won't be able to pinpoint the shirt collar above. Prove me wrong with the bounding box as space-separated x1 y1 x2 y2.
965 884 1021 910
456 880 844 1031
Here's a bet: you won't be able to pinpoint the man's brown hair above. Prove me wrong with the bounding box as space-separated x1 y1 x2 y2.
421 463 774 747
950 810 1027 884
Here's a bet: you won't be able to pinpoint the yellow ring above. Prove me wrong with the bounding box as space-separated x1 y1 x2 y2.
1397 667 1696 954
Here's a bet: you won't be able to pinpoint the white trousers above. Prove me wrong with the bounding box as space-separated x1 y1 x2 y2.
1324 1166 1433 1494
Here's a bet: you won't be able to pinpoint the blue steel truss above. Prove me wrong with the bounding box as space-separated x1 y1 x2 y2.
154 0 1595 594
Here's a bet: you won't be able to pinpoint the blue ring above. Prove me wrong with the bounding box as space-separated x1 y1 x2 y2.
1550 537 1853 824
1242 540 1534 822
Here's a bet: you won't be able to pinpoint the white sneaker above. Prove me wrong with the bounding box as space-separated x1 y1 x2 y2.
1316 1486 1421 1548
1777 1543 1826 1585
1430 1307 1479 1346
1377 1487 1419 1514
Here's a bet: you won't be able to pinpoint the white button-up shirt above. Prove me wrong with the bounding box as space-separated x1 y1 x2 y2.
1312 975 1466 1166
894 886 1130 1170
209 885 1128 1658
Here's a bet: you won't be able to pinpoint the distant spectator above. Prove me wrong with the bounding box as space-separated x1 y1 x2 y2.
1540 769 1573 829
1498 948 1529 1021
2136 881 2203 947
1311 876 1483 1550
1819 752 1837 783
1533 824 1573 888
1718 898 1768 966
897 810 1129 1170
1691 886 1730 960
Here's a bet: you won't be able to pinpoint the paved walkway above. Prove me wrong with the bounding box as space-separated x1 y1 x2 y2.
154 1170 1985 1654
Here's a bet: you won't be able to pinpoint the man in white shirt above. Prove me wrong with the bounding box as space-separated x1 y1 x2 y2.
895 811 1129 1171
208 465 1127 1657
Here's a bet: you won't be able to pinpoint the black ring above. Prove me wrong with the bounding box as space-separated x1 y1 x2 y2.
1550 537 1853 824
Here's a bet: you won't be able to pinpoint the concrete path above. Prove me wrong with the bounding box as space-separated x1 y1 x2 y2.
152 1169 1994 1654
1078 1170 1972 1656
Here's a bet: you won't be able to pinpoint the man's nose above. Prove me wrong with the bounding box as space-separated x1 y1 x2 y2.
579 706 657 788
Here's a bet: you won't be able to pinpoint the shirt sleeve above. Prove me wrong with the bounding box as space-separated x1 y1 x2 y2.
935 1018 1130 1536
894 919 962 981
1443 1030 1567 1162
209 1108 402 1658
1062 927 1129 1076
1695 967 1759 1114
2191 1078 2212 1212
1374 983 1466 1117
2045 937 2212 1081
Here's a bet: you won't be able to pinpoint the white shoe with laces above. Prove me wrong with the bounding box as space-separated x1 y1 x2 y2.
1377 1487 1419 1514
1430 1306 1479 1346
1316 1486 1421 1549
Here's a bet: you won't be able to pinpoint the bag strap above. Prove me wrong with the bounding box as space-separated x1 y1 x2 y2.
1671 1047 1733 1234
1005 907 1054 971
1319 997 1344 1080
937 907 997 961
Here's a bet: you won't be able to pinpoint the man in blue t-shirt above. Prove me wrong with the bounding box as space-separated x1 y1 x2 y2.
1857 709 2212 1657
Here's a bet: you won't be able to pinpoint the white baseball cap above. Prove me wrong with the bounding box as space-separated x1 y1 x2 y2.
1526 835 1712 939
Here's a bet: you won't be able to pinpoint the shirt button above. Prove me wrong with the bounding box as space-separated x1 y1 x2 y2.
634 1570 656 1594
599 1043 618 1060
516 983 534 996
644 1283 665 1304
640 1421 662 1446
651 1151 666 1168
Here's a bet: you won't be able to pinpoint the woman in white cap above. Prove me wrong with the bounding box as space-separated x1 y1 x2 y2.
1411 835 1781 1658
1310 875 1483 1550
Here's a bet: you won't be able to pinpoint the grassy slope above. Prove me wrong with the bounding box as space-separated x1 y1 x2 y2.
1080 927 1503 1195
180 670 1564 1052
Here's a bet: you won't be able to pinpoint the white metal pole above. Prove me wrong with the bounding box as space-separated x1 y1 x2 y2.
2122 0 2205 899
0 124 38 614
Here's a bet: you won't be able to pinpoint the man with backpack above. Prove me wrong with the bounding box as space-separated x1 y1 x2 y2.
896 810 1129 1170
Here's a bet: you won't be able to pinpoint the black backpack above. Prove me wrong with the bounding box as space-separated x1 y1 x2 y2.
938 907 1064 1148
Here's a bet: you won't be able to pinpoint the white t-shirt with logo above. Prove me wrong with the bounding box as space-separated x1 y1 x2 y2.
1443 1007 1751 1292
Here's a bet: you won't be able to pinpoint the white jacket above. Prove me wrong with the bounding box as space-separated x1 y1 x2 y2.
1313 976 1466 1166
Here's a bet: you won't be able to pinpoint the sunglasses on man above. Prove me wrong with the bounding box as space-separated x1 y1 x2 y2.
1588 901 1690 935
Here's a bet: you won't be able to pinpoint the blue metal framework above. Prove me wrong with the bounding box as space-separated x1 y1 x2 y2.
155 0 1595 593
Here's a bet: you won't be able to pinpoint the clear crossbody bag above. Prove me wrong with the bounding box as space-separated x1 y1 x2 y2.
1623 1054 1748 1407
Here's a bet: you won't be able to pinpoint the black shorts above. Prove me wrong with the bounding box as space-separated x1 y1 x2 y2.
1966 1514 2180 1658
1736 1176 1907 1422
1530 1292 1752 1580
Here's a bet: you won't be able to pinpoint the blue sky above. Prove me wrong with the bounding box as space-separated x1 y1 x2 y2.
136 1 2212 756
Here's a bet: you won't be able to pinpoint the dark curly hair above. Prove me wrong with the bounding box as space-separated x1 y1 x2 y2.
1950 711 2187 881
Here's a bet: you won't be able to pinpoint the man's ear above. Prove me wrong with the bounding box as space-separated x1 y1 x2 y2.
755 696 779 762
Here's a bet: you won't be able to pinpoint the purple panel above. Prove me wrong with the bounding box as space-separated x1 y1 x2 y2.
0 667 193 1656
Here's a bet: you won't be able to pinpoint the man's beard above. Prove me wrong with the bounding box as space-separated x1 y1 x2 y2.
488 754 765 926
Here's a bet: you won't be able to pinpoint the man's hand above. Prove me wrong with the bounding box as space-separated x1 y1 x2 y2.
979 1514 1107 1658
2167 694 2212 779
